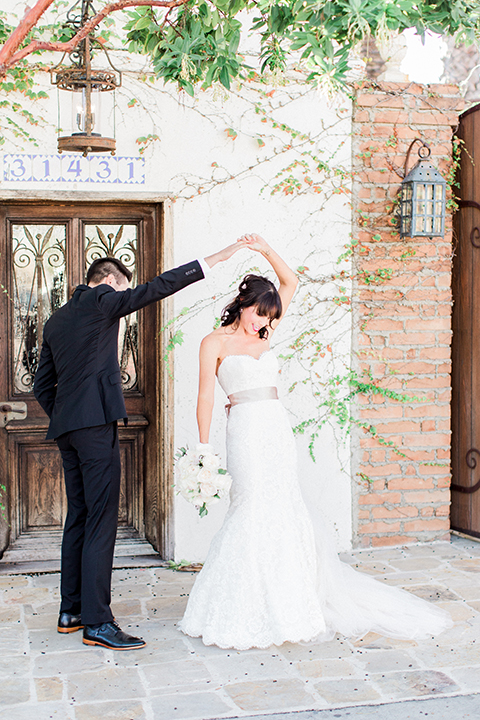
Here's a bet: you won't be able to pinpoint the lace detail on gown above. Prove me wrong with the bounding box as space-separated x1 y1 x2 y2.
179 350 452 650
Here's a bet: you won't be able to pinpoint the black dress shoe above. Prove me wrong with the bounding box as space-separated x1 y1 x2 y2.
83 621 146 650
57 612 84 634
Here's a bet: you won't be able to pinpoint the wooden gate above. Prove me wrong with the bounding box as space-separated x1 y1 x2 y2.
452 103 480 538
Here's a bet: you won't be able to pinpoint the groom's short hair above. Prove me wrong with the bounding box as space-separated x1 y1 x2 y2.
86 257 133 285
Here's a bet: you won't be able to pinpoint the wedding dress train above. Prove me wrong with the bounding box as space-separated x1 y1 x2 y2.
179 350 452 650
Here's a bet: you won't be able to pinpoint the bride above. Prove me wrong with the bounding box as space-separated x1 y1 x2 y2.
179 234 452 650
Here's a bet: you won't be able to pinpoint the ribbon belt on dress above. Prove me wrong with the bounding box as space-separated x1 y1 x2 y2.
225 386 279 417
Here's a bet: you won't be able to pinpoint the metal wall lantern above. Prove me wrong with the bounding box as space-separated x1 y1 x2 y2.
51 0 121 156
400 141 446 238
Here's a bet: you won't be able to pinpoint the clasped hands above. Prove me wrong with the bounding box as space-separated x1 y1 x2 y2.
223 234 269 258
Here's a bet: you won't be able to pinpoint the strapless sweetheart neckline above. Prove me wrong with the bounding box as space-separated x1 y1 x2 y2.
217 349 272 373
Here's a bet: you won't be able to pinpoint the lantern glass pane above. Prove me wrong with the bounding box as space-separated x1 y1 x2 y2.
426 201 434 215
415 216 424 233
416 201 425 215
426 184 434 200
72 89 85 132
435 184 443 200
425 216 433 233
90 89 101 134
406 184 413 200
417 184 425 200
71 88 102 135
435 201 443 216
434 216 442 234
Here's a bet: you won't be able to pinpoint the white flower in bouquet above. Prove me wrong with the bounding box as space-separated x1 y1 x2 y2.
177 449 199 473
175 444 232 517
216 478 231 499
197 492 221 508
177 473 199 495
180 460 199 478
200 453 221 471
197 467 216 488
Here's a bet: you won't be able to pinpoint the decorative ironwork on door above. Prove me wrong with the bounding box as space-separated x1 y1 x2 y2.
12 222 139 394
84 224 138 391
451 448 480 496
12 225 67 394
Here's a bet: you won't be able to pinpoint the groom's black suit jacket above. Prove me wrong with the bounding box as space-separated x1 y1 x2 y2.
34 260 204 440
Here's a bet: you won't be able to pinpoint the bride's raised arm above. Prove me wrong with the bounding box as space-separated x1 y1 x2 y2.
241 234 298 328
197 333 222 444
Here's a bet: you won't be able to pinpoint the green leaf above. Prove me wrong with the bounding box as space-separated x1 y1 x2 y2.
229 29 241 54
135 15 152 29
219 65 231 89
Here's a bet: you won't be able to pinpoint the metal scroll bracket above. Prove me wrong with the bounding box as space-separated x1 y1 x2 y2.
451 448 480 495
458 201 480 248
0 402 27 428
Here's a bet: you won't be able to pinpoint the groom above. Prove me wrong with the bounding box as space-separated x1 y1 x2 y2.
33 242 243 650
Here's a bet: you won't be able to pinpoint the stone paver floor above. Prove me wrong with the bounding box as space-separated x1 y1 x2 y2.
1 535 480 720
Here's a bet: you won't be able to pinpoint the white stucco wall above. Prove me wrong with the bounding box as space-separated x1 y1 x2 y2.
1 4 354 555
165 87 354 557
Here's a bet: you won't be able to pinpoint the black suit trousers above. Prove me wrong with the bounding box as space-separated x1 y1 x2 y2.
56 422 121 625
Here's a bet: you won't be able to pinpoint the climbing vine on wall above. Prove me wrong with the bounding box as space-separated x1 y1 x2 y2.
0 5 459 489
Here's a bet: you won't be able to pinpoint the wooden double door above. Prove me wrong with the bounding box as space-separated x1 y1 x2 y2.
0 200 173 558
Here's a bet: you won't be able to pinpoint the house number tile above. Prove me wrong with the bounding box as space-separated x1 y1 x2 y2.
2 154 145 184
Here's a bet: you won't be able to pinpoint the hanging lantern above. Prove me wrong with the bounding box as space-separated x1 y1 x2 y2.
51 0 121 156
400 142 446 238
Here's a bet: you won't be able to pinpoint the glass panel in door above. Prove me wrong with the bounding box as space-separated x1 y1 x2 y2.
12 224 67 394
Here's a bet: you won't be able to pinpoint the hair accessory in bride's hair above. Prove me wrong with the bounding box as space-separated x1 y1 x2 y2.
175 444 232 518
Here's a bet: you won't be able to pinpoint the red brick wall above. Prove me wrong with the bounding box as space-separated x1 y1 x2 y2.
351 82 463 547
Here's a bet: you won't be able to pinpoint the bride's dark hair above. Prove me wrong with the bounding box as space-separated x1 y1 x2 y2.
221 274 282 340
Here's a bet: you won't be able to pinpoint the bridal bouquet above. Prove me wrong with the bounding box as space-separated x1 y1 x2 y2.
175 444 232 518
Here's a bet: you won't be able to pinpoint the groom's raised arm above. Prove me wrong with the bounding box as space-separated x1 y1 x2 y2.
98 260 205 319
97 241 247 319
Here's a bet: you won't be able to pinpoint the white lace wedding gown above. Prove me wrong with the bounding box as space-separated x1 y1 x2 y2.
179 350 452 650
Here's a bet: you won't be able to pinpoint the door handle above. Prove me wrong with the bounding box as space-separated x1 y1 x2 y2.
0 402 27 427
